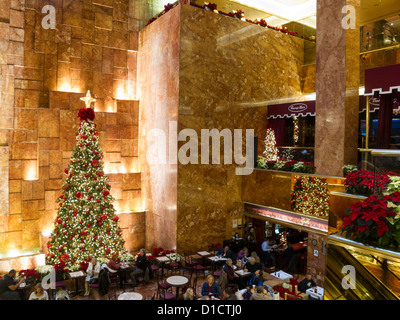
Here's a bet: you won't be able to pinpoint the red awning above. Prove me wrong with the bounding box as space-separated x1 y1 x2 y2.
267 100 315 119
359 93 400 113
365 64 400 96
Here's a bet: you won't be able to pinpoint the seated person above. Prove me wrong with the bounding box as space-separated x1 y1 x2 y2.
248 270 264 287
244 257 262 274
250 286 273 300
130 248 153 287
29 283 49 300
201 274 220 298
222 287 237 300
216 246 236 264
223 258 245 289
85 257 100 296
183 287 196 300
298 273 317 293
0 270 24 300
237 247 249 263
250 251 261 264
107 253 125 286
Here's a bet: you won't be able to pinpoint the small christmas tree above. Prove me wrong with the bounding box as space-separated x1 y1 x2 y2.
263 126 279 161
46 92 127 270
291 176 330 218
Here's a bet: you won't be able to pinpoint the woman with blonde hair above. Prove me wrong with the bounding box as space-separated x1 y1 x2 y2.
201 274 220 298
84 257 101 296
29 283 49 300
250 251 261 264
183 287 196 300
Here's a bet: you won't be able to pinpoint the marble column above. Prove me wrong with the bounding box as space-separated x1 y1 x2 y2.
315 0 360 176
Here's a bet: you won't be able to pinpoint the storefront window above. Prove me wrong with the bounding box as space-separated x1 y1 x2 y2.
361 15 400 53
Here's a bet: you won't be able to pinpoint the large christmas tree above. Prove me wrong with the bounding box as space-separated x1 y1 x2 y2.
263 126 279 161
46 92 127 270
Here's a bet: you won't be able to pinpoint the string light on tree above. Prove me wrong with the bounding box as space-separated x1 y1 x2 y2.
45 93 127 270
263 126 279 161
293 116 299 145
291 176 330 218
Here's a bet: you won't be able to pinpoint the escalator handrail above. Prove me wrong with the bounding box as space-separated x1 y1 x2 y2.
326 245 399 300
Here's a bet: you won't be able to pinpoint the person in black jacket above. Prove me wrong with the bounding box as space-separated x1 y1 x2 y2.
216 246 237 264
129 248 153 287
298 273 317 293
244 257 262 274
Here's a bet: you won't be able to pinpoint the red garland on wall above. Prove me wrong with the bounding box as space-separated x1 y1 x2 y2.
145 2 316 42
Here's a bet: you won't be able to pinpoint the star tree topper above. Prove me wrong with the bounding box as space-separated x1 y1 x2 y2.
80 90 96 108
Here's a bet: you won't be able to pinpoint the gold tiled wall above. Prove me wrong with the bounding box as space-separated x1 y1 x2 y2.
0 0 144 257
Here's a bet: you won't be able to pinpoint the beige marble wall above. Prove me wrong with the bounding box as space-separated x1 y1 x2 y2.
314 0 360 176
177 4 305 253
138 5 180 251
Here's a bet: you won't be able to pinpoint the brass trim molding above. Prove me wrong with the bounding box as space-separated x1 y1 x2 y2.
327 233 400 263
329 191 368 200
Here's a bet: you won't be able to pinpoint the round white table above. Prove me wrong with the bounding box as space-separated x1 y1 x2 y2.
166 276 189 300
117 292 143 300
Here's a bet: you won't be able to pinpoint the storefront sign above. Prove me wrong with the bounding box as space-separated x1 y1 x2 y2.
244 202 328 234
267 100 315 119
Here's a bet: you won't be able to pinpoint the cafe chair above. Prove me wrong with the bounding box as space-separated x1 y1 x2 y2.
213 266 222 280
183 253 205 277
192 276 198 297
166 261 180 276
156 276 176 300
151 264 161 278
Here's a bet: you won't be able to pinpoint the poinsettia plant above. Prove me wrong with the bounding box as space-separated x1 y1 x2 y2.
208 243 222 251
341 192 400 249
344 170 397 196
18 269 40 282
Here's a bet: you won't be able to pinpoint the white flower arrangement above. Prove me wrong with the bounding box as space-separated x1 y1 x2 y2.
166 253 182 263
257 156 268 169
35 265 54 275
119 253 134 262
292 161 305 172
385 176 400 195
342 164 358 176
273 161 286 170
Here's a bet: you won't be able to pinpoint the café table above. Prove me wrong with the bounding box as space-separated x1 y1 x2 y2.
156 256 171 278
234 269 252 278
118 292 144 300
306 286 324 300
270 270 293 283
166 275 189 300
67 270 86 297
17 281 35 300
120 262 133 287
197 251 211 266
208 256 227 272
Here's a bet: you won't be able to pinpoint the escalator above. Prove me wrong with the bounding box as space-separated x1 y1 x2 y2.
325 242 399 300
